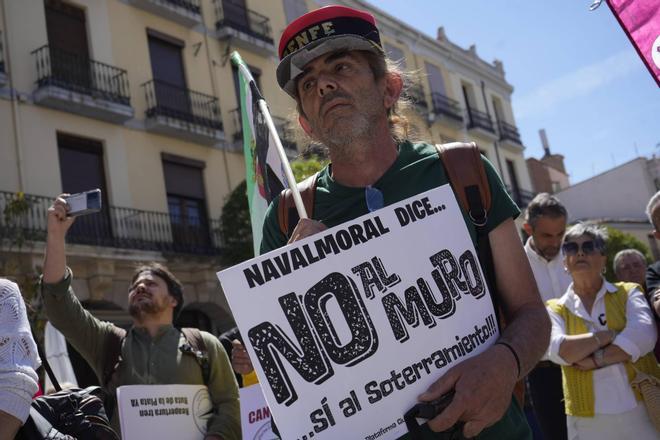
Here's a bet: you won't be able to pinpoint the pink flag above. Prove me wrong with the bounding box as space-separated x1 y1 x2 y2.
607 0 660 86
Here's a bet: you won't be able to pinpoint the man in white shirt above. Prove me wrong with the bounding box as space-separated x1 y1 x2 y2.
522 193 571 440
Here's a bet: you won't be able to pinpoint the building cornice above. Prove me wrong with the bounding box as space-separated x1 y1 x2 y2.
318 0 514 96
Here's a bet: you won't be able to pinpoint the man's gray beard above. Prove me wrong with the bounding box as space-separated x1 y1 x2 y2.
319 112 378 162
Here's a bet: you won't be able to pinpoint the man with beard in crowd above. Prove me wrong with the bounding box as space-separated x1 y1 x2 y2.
232 5 550 439
40 195 241 440
522 193 571 440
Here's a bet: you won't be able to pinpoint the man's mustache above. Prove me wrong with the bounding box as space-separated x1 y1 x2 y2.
319 91 351 115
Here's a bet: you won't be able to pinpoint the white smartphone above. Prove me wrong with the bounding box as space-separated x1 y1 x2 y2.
63 189 102 217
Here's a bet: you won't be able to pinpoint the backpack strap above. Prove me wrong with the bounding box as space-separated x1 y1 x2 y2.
436 141 525 405
180 327 210 385
277 173 319 238
435 142 491 227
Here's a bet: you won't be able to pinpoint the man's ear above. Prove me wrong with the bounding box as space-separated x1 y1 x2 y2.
523 223 533 237
383 72 403 110
654 230 660 240
298 115 313 137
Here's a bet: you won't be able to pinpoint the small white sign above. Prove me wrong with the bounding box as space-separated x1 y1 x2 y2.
218 184 498 440
240 384 277 440
117 384 212 440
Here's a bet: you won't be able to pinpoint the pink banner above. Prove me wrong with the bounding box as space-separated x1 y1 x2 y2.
607 0 660 86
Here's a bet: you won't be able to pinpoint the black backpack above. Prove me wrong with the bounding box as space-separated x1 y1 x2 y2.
16 339 119 440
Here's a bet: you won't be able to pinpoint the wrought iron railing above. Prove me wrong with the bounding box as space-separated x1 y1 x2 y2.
405 84 428 110
430 92 463 122
142 79 223 131
214 0 273 43
230 108 297 152
498 121 522 145
31 45 130 105
505 185 535 209
272 115 298 153
0 191 223 255
163 0 201 14
467 107 494 133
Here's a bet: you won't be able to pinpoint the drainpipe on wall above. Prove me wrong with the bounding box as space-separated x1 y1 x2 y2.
1 0 25 192
200 0 232 194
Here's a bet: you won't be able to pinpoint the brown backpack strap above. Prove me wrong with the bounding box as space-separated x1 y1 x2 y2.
435 142 491 227
180 327 210 385
277 172 319 238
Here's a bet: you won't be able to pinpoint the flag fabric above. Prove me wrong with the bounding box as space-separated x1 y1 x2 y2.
607 0 660 86
231 52 288 255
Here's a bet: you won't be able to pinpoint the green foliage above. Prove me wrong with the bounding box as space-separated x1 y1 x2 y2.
605 226 651 282
220 158 328 267
220 180 254 266
2 191 31 248
291 157 328 181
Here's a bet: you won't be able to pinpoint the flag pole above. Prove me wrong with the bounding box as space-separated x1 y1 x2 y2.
231 51 308 220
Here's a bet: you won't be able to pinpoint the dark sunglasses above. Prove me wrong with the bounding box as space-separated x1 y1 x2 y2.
562 240 603 256
365 186 384 212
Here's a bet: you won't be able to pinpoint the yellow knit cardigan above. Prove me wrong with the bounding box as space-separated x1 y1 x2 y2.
547 282 660 417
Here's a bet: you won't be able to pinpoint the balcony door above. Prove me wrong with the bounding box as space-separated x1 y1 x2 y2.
148 34 190 120
44 0 91 92
162 156 209 252
57 133 112 245
222 0 249 30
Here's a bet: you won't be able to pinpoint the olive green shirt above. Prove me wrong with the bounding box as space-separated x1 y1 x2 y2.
40 269 241 440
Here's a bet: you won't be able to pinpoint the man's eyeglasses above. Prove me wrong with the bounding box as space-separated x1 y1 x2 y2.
562 240 603 256
365 186 384 212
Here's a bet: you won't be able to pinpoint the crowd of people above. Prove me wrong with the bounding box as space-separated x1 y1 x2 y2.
2 4 659 440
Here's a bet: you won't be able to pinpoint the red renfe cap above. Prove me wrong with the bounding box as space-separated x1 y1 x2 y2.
276 5 383 97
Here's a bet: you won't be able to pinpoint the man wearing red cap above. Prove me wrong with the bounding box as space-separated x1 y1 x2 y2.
235 5 549 439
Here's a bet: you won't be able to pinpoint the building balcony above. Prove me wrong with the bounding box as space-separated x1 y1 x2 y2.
505 185 535 209
405 84 429 116
498 121 523 146
229 108 298 157
31 45 133 123
0 191 223 255
125 0 202 28
142 79 224 145
430 92 463 125
467 108 496 138
214 0 275 56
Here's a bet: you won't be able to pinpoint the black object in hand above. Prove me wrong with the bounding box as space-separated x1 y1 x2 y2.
404 390 466 439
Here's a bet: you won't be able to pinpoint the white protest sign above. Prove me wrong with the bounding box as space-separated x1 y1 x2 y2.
117 384 212 440
217 184 499 440
240 384 277 439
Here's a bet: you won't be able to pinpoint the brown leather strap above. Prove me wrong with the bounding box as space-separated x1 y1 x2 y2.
435 142 491 225
277 173 319 237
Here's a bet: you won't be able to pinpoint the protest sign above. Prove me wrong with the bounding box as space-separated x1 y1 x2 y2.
117 384 212 440
217 184 499 440
240 384 276 440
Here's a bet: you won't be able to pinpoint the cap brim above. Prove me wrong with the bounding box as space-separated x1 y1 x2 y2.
277 35 382 97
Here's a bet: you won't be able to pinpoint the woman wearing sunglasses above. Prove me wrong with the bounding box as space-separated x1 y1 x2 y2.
545 223 659 439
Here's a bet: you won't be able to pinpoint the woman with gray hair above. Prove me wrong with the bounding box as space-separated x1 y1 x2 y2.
545 223 659 439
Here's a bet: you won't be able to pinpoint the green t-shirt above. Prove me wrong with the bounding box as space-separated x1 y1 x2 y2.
261 141 520 253
260 140 530 440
